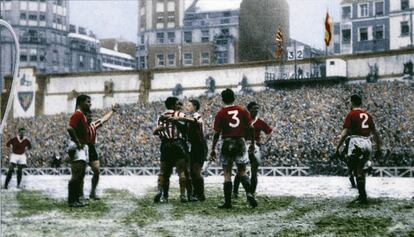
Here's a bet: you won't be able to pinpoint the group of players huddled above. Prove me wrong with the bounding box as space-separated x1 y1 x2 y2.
3 88 381 208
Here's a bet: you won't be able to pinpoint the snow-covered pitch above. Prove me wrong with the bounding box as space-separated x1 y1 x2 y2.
4 175 414 200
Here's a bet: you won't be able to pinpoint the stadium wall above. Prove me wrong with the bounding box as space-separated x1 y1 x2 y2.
4 49 413 117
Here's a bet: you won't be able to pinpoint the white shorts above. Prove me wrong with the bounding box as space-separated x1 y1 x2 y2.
10 153 27 165
347 136 372 159
246 143 262 165
68 141 89 163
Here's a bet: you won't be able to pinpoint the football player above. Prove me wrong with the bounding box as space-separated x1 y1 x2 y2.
334 94 382 204
210 89 257 209
153 97 190 203
233 102 272 198
4 127 32 189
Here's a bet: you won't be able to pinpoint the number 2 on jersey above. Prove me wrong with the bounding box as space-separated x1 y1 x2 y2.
228 110 240 128
360 113 369 129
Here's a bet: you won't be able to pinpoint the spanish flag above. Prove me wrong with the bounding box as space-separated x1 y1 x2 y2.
324 12 333 47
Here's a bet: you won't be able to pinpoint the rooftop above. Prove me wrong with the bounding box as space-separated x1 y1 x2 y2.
186 0 242 12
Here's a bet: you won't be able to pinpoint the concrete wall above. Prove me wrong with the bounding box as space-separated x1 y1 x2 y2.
43 72 141 115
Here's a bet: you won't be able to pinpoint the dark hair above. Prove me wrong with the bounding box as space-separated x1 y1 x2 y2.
18 127 25 131
75 94 91 110
221 88 235 104
189 99 200 111
247 101 259 111
351 94 362 106
165 97 179 110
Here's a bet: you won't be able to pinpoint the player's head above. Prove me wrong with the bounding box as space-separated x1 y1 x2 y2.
187 99 200 113
350 94 362 108
18 127 25 137
247 101 259 117
165 97 179 110
177 101 183 111
76 94 91 112
221 88 235 105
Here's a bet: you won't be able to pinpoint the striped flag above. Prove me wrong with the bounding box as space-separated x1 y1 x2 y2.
324 12 333 47
275 28 284 45
275 28 284 58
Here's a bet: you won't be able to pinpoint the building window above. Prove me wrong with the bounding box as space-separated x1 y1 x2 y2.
201 29 209 42
167 53 175 66
401 21 410 36
167 12 175 22
373 25 384 40
140 56 146 68
156 32 165 44
359 27 368 41
167 32 175 43
30 55 37 62
358 3 368 18
20 13 27 20
401 0 410 10
183 53 192 65
342 6 351 19
220 18 230 24
39 14 46 21
29 14 37 21
216 52 228 64
157 13 164 23
184 31 192 43
140 35 145 44
156 54 165 67
342 29 351 44
201 52 209 65
79 55 84 68
374 1 384 16
221 28 230 35
20 55 28 62
53 50 59 64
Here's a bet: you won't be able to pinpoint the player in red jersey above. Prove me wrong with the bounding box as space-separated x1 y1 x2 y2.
210 89 257 208
334 94 382 204
78 107 116 201
153 97 191 203
67 95 91 207
3 128 32 189
233 102 272 198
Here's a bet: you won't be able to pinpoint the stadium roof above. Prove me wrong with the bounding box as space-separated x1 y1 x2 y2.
186 0 242 12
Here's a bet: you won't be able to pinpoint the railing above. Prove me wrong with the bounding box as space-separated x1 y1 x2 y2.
1 167 413 177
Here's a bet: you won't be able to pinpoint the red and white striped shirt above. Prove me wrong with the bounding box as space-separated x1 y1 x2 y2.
88 119 103 145
157 110 187 140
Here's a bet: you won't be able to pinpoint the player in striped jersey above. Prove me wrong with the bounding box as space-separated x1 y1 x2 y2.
167 99 207 201
81 106 117 201
153 97 190 203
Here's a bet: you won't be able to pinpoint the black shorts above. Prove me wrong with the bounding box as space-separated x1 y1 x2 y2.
160 139 189 163
220 137 248 166
88 144 99 163
190 140 208 164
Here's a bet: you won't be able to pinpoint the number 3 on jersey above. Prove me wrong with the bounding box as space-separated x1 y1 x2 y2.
360 113 369 129
228 110 240 128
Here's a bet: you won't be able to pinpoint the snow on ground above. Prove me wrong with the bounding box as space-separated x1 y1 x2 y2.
3 175 413 200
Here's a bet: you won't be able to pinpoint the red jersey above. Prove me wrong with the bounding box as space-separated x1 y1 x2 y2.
343 109 376 137
245 117 273 143
88 119 103 144
214 105 253 138
6 137 31 155
157 110 187 140
69 110 89 144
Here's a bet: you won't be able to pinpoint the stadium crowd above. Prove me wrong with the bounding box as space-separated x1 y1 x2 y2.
2 81 413 169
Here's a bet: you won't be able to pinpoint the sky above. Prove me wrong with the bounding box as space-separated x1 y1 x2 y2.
69 0 341 50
